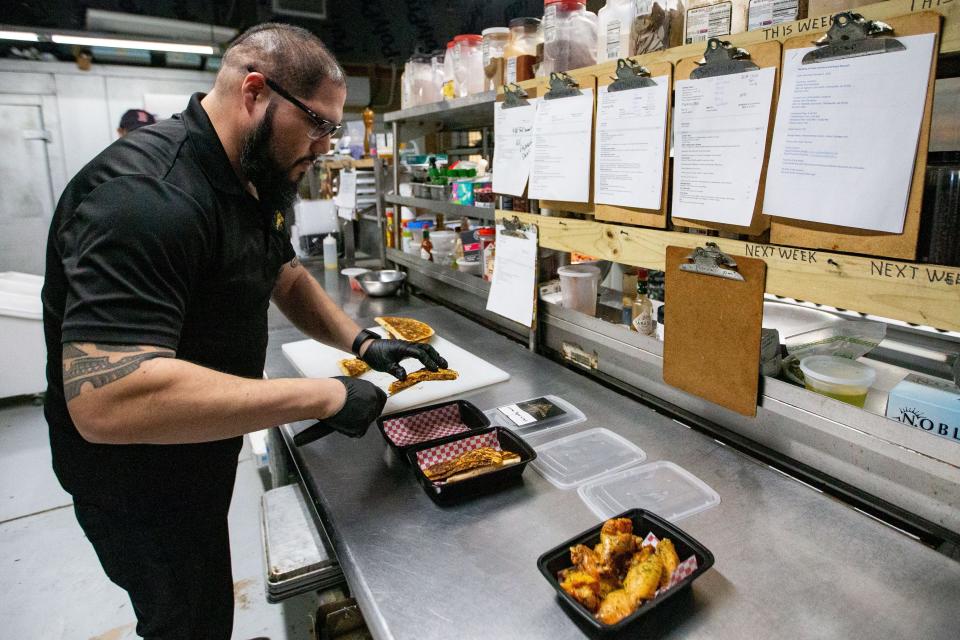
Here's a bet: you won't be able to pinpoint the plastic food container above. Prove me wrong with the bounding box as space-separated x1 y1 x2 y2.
340 267 371 292
531 428 646 489
484 394 586 437
482 27 510 91
377 399 491 459
577 460 721 521
442 40 457 99
537 508 715 635
557 264 601 316
799 355 877 407
597 0 638 62
542 0 599 75
505 17 542 83
407 426 537 503
457 256 483 276
453 34 484 97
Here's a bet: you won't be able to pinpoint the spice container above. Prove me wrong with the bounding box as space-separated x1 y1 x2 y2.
442 40 457 99
479 227 497 281
419 228 434 262
598 0 638 62
482 27 510 92
505 17 542 84
542 0 599 75
453 34 484 97
747 0 807 32
632 0 685 54
684 0 739 44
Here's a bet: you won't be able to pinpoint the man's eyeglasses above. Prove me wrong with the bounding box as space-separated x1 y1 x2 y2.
247 66 342 141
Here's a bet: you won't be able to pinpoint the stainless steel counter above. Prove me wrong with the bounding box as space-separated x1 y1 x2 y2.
265 268 960 640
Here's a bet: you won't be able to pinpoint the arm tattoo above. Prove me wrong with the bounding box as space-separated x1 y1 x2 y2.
62 343 174 402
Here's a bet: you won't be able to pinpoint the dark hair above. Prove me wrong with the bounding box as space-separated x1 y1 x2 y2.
222 22 345 97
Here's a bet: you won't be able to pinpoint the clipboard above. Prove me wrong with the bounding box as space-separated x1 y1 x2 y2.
768 11 942 260
662 243 767 417
671 39 783 237
593 59 673 229
535 69 598 215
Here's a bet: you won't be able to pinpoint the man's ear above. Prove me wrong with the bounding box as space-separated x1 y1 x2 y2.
240 72 267 117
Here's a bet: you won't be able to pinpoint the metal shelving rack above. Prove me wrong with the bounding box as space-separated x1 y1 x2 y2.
376 0 960 544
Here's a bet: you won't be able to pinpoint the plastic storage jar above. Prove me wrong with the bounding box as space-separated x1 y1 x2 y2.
453 34 484 97
482 27 510 92
684 0 742 45
430 230 458 266
557 264 601 316
505 17 542 83
799 356 877 408
542 0 598 75
442 41 457 99
597 0 638 62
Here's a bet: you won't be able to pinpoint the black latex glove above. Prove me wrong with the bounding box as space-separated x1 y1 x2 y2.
323 376 388 438
360 338 448 381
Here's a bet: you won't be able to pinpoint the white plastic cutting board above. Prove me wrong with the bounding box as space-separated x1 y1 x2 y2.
281 327 511 414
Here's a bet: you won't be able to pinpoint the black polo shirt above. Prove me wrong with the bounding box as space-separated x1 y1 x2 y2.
42 93 295 504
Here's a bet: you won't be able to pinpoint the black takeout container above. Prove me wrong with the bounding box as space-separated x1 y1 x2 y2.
537 508 715 636
405 426 536 503
377 399 490 459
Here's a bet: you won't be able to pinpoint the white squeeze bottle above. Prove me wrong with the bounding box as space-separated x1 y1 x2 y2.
323 234 337 270
597 0 638 62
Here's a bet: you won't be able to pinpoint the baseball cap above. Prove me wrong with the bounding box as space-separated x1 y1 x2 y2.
119 109 156 131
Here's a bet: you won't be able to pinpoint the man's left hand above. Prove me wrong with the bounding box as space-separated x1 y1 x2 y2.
361 339 448 381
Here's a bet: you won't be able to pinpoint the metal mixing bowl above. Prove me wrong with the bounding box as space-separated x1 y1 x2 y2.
357 270 406 297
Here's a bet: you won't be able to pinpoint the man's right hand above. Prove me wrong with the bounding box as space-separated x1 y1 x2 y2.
322 376 387 438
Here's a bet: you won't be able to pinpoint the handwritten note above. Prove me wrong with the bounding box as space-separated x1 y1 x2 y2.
672 67 775 226
763 33 936 233
529 89 594 203
493 101 536 196
486 222 538 328
594 78 670 209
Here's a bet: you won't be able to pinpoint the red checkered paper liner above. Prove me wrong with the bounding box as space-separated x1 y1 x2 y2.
414 431 502 475
640 532 699 594
382 403 471 448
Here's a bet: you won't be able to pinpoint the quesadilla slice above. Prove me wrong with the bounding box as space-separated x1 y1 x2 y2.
374 316 435 343
338 358 371 377
388 368 458 395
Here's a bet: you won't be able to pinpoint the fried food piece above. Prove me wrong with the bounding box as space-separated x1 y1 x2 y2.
422 447 520 483
374 316 434 342
595 589 634 625
337 358 370 377
656 538 679 589
388 368 458 395
623 551 662 603
559 569 600 613
597 518 637 578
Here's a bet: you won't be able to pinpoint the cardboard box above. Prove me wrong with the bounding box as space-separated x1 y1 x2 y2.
886 374 960 446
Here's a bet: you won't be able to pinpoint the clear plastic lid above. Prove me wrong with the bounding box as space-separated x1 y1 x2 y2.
799 355 876 389
484 394 586 437
530 428 646 489
577 461 721 522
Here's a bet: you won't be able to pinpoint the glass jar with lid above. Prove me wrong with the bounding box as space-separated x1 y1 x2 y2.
542 0 598 76
505 17 542 84
482 27 510 92
453 34 484 97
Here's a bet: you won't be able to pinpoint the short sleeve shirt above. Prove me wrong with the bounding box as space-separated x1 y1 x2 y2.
42 93 295 502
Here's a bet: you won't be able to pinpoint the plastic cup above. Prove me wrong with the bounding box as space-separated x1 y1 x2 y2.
557 264 601 316
799 355 877 408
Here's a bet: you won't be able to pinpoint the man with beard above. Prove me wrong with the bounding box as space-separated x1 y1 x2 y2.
41 23 445 639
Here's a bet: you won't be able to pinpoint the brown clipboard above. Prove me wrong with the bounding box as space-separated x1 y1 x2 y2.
593 60 673 229
768 12 941 260
671 40 783 237
534 68 597 215
662 245 767 417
